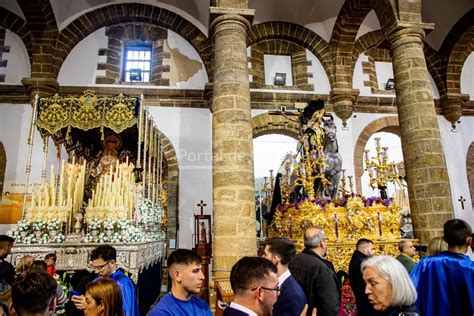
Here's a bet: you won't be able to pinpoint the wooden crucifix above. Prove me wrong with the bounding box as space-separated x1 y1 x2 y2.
197 200 207 215
458 196 466 210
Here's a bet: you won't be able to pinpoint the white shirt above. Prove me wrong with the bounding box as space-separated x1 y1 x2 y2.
278 269 291 286
228 302 258 316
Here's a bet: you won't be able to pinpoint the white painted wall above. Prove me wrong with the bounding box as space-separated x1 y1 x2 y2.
2 30 30 84
264 55 293 86
0 103 62 233
166 30 208 89
147 106 212 249
306 49 331 94
460 52 474 100
58 28 108 86
439 116 474 228
253 135 297 179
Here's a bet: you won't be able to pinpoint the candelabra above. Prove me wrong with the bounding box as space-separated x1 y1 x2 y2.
263 170 274 206
280 158 293 204
293 141 329 200
364 137 405 199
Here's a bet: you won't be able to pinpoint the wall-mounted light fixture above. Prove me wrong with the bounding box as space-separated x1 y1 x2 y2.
385 78 395 90
274 73 286 86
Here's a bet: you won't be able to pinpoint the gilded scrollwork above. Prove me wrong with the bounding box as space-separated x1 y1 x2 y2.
35 91 138 135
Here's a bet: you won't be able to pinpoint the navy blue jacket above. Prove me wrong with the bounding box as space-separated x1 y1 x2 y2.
273 275 307 316
223 306 251 316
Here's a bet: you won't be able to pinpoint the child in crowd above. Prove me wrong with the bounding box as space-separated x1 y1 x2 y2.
44 253 57 277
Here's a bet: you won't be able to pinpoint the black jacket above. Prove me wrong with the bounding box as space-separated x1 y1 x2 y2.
348 250 376 316
288 248 340 316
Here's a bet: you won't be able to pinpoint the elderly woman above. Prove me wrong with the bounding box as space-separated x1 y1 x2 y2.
361 255 419 316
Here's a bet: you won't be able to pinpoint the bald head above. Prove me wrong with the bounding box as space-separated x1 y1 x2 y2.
304 227 325 249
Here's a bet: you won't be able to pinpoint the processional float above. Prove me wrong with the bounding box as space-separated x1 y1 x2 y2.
265 100 413 272
7 91 166 277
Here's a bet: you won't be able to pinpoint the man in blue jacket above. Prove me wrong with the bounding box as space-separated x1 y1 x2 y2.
261 237 307 316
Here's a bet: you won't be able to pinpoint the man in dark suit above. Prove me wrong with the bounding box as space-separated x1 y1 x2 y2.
261 237 307 316
289 226 340 316
348 238 376 316
224 257 279 316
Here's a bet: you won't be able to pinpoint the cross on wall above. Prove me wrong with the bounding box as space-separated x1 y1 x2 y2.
458 196 466 210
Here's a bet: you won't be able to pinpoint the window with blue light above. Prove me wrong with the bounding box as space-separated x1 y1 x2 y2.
123 44 152 83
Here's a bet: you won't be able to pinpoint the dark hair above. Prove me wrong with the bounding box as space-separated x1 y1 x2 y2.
12 271 57 315
230 256 277 295
45 253 57 263
444 219 472 247
91 245 117 261
398 240 409 252
265 237 296 265
356 238 373 250
86 278 124 316
167 249 201 269
0 235 14 249
30 260 48 272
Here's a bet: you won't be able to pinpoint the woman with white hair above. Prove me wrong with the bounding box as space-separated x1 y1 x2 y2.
361 255 419 315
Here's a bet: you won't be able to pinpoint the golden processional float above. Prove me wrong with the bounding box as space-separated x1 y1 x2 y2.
7 91 166 278
266 101 413 272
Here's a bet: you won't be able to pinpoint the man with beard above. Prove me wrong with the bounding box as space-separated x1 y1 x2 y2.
349 238 376 316
149 249 212 316
224 256 279 316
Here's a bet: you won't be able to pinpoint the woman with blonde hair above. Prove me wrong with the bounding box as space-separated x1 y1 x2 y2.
85 277 124 316
15 255 34 276
427 236 448 256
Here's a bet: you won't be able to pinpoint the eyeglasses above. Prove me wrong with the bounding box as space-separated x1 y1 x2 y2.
251 285 280 295
87 260 111 271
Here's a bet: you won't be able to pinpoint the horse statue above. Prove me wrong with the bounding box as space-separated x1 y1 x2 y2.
321 117 343 199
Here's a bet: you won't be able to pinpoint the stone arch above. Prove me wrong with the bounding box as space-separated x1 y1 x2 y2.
352 30 386 68
251 112 300 140
466 142 474 210
157 131 179 245
353 116 400 193
0 142 5 201
0 8 32 62
55 3 211 79
248 22 331 82
330 0 373 87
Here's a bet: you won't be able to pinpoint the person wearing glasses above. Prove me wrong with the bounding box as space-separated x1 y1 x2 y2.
224 256 279 316
149 248 211 316
261 237 306 316
288 226 340 316
72 245 138 316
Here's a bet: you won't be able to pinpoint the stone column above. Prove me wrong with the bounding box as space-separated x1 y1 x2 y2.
388 28 454 242
210 8 255 278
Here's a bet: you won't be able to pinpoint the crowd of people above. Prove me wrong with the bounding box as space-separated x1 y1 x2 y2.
0 218 471 316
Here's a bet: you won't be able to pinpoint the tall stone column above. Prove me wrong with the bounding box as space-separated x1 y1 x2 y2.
210 8 255 278
388 28 454 242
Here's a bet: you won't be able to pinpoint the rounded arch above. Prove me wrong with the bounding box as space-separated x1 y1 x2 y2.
248 22 331 81
352 30 386 66
0 8 32 62
0 142 5 201
56 3 211 78
354 116 400 194
157 130 179 246
466 142 474 211
251 112 300 140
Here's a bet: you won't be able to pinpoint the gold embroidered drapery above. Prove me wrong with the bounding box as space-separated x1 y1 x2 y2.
36 90 138 135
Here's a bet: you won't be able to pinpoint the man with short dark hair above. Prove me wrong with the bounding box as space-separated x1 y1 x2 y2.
289 227 340 316
348 238 375 316
411 218 474 316
396 240 417 273
10 271 57 316
0 235 15 290
149 248 211 316
224 256 279 316
72 244 138 316
261 237 306 316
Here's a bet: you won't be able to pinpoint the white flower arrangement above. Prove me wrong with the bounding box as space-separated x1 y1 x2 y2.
47 220 62 231
103 219 116 231
81 234 94 243
51 233 65 243
117 219 131 231
38 233 50 244
17 220 30 232
88 219 101 231
137 199 164 228
32 220 46 231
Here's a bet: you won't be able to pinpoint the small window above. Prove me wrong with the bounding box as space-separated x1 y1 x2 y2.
123 44 152 83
